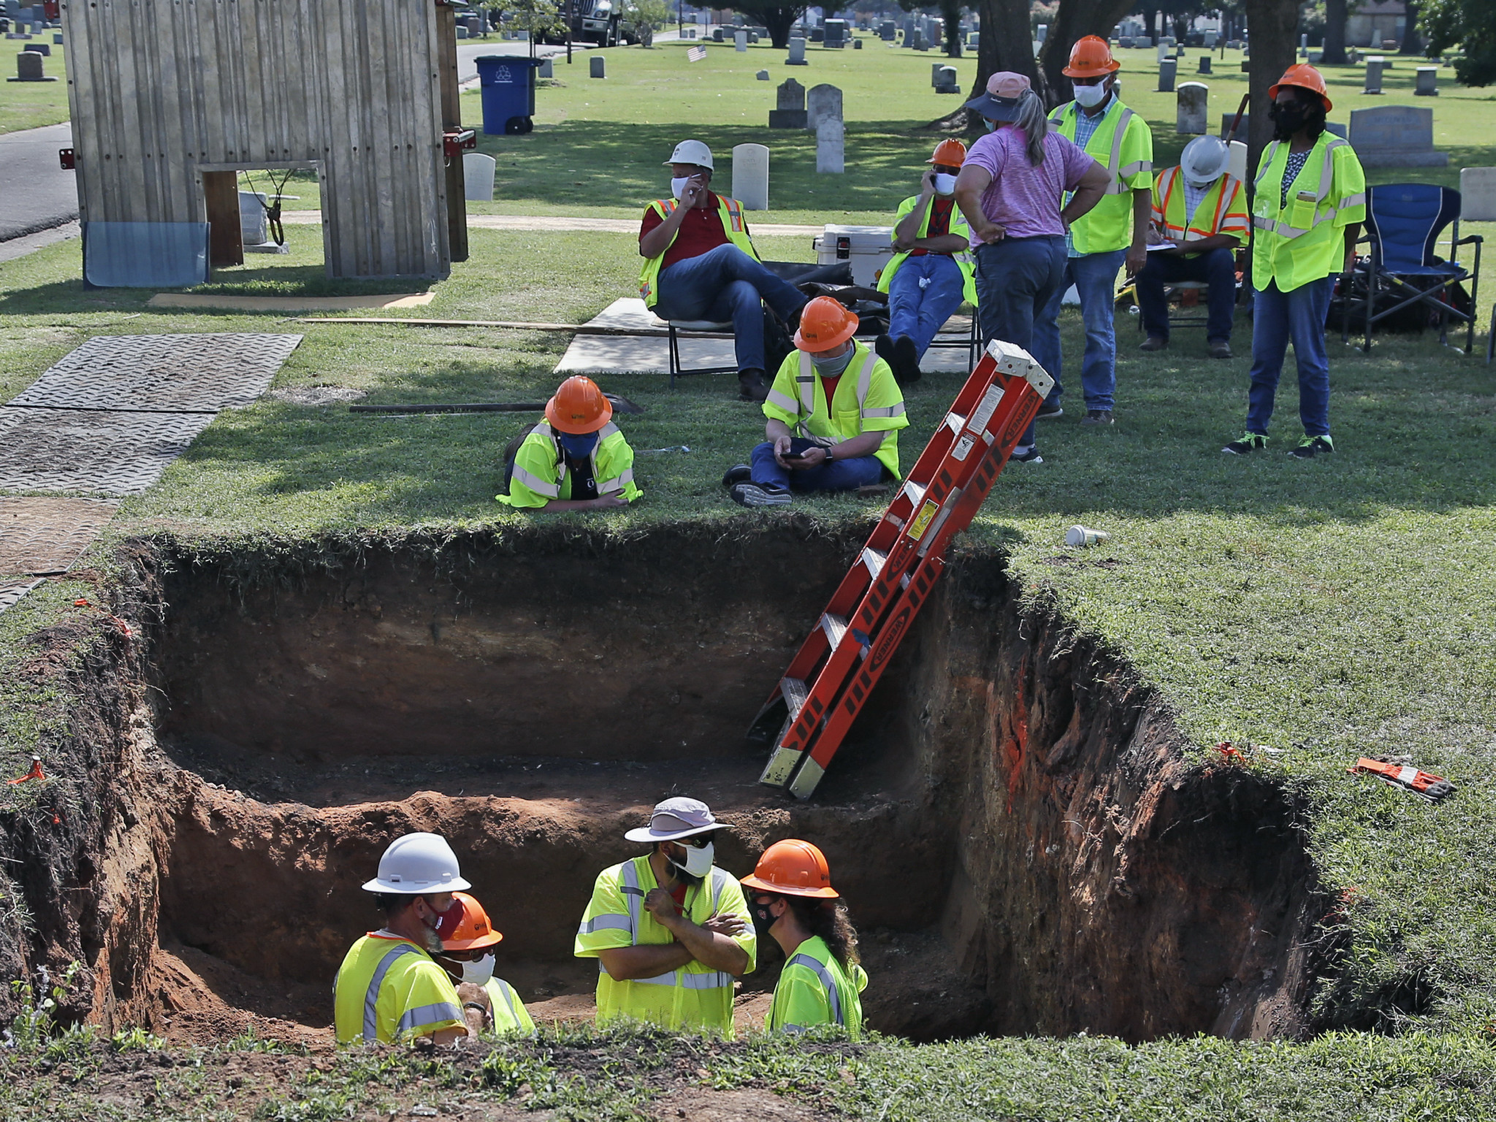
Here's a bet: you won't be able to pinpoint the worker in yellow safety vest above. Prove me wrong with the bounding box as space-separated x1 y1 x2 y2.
1031 35 1155 427
333 833 488 1045
722 296 909 508
742 839 868 1037
431 892 536 1039
574 797 756 1035
639 139 808 403
498 376 642 511
1135 134 1250 358
873 138 979 386
1222 64 1365 460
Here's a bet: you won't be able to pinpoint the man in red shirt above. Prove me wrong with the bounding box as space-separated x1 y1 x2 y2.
639 140 808 401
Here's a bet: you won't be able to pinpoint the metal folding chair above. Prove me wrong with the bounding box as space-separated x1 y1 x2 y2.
920 308 981 370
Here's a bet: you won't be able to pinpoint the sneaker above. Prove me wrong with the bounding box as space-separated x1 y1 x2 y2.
1221 432 1268 455
1139 335 1168 352
737 369 769 403
1208 339 1232 359
730 482 791 507
1009 445 1044 464
892 334 921 385
1289 434 1334 459
1081 409 1114 426
721 464 752 488
1035 400 1064 420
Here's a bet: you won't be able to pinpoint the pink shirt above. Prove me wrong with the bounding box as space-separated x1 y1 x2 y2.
963 128 1096 244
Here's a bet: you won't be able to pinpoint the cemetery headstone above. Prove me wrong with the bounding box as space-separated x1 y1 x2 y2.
1137 35 1151 47
816 118 844 174
824 18 846 47
1119 36 1134 48
756 69 769 80
464 153 497 201
590 55 605 78
787 37 806 65
712 27 723 41
1158 58 1176 92
1036 22 1047 42
1156 42 1167 63
808 27 823 42
456 25 467 38
1176 82 1207 134
9 49 50 79
735 29 746 51
852 38 861 49
52 31 60 43
931 62 944 87
538 57 553 78
1415 66 1438 96
24 39 45 53
769 78 807 128
1348 105 1448 167
732 143 770 210
1459 167 1496 222
806 83 842 132
935 66 958 93
1204 30 1217 47
1198 55 1211 73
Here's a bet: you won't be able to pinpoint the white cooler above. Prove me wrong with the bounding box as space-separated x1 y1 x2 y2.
813 224 895 288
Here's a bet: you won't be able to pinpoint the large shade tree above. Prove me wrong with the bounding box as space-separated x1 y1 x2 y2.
731 0 807 47
1423 0 1496 82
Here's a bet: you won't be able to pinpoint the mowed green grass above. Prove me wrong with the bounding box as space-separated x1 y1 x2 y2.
0 37 68 135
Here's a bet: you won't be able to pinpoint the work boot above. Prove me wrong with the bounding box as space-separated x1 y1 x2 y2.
730 482 792 507
892 335 921 385
721 464 752 488
1035 400 1063 420
738 369 770 402
1208 338 1232 359
1081 409 1114 426
1139 335 1168 352
875 332 896 370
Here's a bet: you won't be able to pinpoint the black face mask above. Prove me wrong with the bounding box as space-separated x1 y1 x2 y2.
1270 102 1308 140
750 899 780 943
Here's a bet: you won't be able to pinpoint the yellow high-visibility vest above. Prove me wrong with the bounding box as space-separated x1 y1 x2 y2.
333 933 463 1044
1049 98 1154 254
1250 133 1367 293
638 195 758 307
875 194 978 306
761 341 910 478
497 420 641 508
765 935 868 1038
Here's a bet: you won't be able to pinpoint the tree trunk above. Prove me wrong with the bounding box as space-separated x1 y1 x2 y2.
973 0 1046 104
1036 0 1134 107
1399 0 1423 54
759 7 800 49
1243 0 1299 182
1321 0 1347 64
943 0 963 56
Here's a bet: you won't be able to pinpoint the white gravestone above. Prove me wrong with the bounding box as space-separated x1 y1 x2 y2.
787 37 806 64
463 152 496 201
1459 167 1496 222
806 83 843 133
1349 105 1448 168
538 57 553 78
732 143 770 210
735 29 747 51
816 118 844 174
1176 82 1207 134
935 66 958 93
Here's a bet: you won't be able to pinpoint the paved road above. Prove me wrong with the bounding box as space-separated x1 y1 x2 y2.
0 123 78 241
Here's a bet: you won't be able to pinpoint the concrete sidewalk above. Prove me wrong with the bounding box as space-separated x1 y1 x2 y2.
281 211 822 237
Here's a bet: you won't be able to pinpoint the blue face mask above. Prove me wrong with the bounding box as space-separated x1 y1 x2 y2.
557 431 599 459
984 118 998 133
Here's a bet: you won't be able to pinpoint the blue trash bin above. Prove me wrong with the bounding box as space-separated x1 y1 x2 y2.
475 55 544 135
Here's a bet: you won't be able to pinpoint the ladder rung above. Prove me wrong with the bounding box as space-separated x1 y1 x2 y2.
820 612 848 649
860 547 887 578
780 677 809 719
900 479 927 506
944 411 966 434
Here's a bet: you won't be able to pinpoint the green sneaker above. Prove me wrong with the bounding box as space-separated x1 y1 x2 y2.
1289 435 1334 459
1222 432 1268 455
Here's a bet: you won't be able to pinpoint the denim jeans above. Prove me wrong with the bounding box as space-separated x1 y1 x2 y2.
887 254 967 360
1246 277 1334 438
750 438 885 493
1031 248 1128 411
973 235 1067 448
1134 247 1238 342
654 244 808 374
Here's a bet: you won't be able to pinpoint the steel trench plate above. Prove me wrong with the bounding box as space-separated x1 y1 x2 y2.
0 407 213 495
0 497 118 576
0 580 43 615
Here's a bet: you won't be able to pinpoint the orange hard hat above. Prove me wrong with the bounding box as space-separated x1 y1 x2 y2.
544 375 612 434
1062 35 1120 78
1269 63 1332 112
793 296 859 352
439 891 504 951
740 839 840 899
928 138 967 167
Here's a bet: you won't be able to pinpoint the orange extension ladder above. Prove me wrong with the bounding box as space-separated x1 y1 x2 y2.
748 339 1054 799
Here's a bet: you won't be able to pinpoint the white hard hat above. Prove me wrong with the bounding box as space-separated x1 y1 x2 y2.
1181 135 1230 186
665 139 714 171
362 832 472 894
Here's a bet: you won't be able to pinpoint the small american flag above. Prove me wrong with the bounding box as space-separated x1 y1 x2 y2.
687 45 707 62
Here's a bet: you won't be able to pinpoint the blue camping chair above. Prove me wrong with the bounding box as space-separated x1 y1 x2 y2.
1346 184 1482 354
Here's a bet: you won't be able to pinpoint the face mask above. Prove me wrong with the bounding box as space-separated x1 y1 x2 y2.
1271 103 1307 140
557 431 599 460
460 954 495 986
1073 81 1109 108
668 840 715 879
933 172 958 196
750 899 780 943
811 345 855 376
671 176 695 200
984 118 997 133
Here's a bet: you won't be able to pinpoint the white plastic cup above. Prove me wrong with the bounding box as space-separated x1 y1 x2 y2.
1065 524 1110 548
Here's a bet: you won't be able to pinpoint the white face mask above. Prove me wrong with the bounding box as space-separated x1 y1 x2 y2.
670 840 715 879
933 172 958 196
460 954 495 986
1073 81 1109 108
671 176 696 201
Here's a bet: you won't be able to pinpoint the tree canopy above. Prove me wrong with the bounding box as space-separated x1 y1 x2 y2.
1422 0 1496 85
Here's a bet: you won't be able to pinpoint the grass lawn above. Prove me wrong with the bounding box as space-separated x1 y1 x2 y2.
0 36 68 135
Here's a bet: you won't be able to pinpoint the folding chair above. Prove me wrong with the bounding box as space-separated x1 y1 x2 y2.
656 318 738 388
921 308 981 370
1346 184 1482 354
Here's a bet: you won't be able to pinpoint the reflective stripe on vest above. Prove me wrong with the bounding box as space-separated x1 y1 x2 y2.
362 943 420 1041
515 421 628 499
1052 104 1146 196
599 860 734 990
639 196 757 305
784 951 845 1028
490 978 527 1030
396 1000 464 1036
1252 138 1349 239
1157 168 1242 242
793 349 880 442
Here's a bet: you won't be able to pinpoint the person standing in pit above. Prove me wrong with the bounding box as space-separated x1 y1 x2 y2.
1031 35 1155 427
742 839 867 1036
574 798 756 1035
431 891 536 1038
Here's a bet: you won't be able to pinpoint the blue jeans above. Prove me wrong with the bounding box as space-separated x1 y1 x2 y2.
654 244 807 374
1246 277 1334 438
887 254 967 360
1031 248 1128 411
973 235 1067 448
750 437 885 493
1134 247 1238 342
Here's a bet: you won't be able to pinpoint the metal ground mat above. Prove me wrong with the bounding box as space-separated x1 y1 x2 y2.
0 408 214 495
0 580 43 615
0 497 119 577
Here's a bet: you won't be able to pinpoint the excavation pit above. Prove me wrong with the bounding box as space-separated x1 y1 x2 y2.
52 527 1323 1045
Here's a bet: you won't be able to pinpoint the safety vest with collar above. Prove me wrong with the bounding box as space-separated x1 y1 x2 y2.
765 935 869 1038
1151 167 1250 244
1250 133 1367 293
333 933 464 1044
482 976 537 1038
875 194 978 307
574 854 757 1036
497 421 642 508
1049 97 1155 254
638 194 759 308
761 341 910 479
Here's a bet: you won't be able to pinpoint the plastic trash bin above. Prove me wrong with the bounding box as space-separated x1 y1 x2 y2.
475 55 544 135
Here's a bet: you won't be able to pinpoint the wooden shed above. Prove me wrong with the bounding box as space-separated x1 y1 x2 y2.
60 0 468 283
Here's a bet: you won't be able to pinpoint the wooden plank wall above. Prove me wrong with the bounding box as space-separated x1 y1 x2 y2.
60 0 450 280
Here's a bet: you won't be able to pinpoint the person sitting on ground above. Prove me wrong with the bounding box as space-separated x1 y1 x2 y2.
1135 135 1249 359
639 139 809 402
333 832 489 1045
875 139 978 386
497 376 641 512
723 296 909 509
431 891 536 1038
742 839 867 1037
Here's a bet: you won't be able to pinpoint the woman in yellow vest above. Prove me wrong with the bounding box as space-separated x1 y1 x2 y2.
1224 65 1365 459
743 839 868 1037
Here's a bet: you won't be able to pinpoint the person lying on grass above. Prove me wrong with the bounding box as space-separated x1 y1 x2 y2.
497 376 642 512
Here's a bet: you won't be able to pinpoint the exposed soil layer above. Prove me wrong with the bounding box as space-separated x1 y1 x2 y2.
3 526 1325 1046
